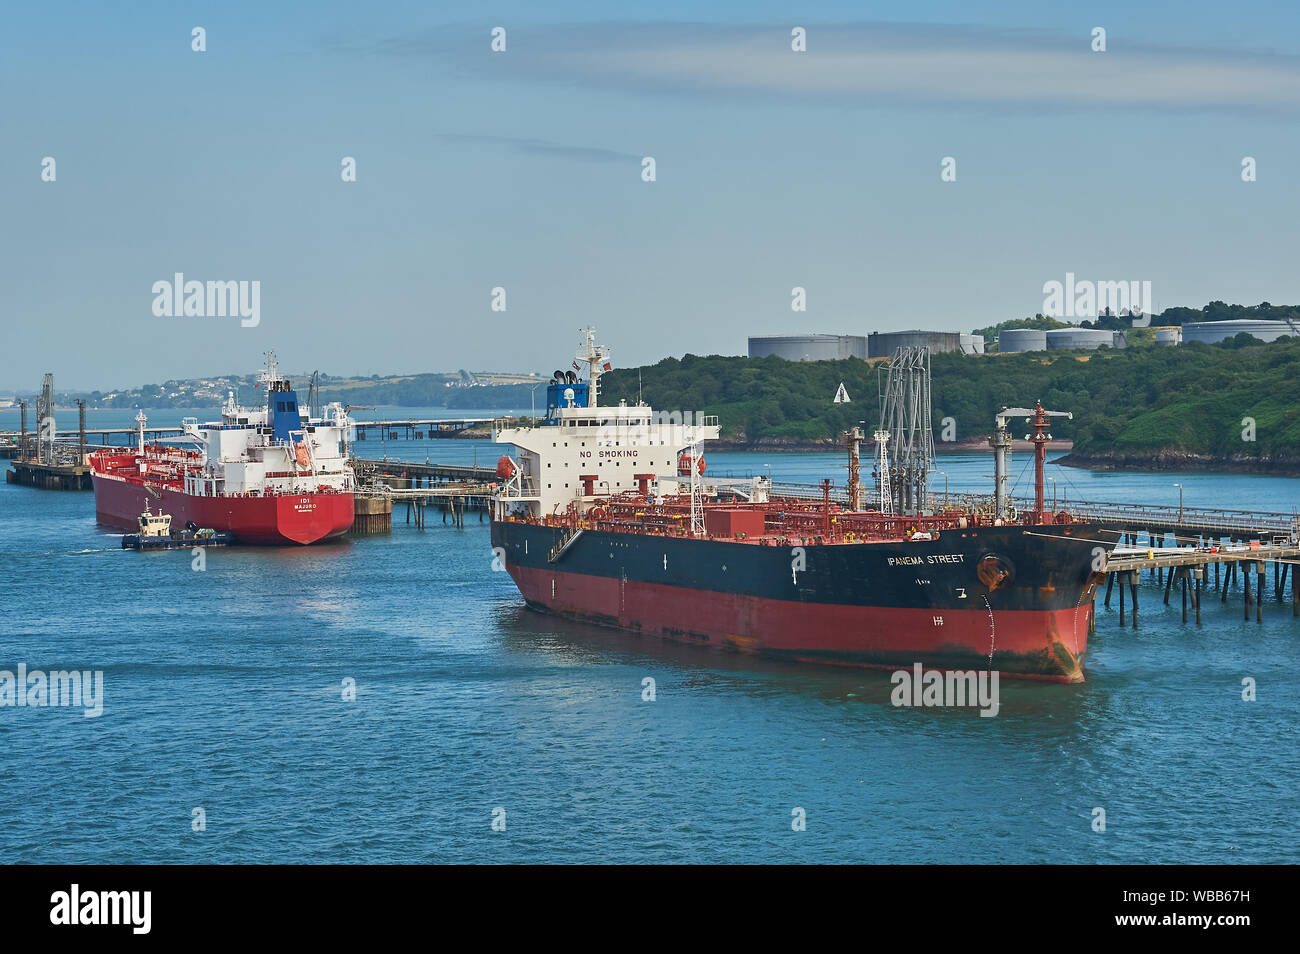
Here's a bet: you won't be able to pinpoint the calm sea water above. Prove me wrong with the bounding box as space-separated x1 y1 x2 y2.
1 407 1297 863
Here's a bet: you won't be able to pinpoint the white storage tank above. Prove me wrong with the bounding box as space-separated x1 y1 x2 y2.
959 332 985 355
1180 320 1297 345
996 328 1048 353
1046 328 1121 351
1154 327 1182 346
748 334 868 361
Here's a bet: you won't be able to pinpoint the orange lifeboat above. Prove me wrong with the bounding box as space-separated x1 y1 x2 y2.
294 442 312 469
496 456 518 479
677 452 705 476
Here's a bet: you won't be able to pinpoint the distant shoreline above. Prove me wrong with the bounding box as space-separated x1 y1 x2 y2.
1057 452 1300 478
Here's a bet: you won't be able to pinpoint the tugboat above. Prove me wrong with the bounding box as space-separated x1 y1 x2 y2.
121 506 234 550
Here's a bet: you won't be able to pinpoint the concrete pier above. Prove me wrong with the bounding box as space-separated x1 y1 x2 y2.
350 495 393 534
5 459 92 490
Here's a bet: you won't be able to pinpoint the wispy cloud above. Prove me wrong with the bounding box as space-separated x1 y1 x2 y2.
434 133 639 162
351 21 1300 112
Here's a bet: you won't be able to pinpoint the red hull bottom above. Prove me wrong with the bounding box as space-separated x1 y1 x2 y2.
92 475 353 545
509 564 1092 682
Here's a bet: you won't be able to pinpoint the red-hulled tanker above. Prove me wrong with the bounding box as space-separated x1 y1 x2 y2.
89 353 355 545
489 329 1116 682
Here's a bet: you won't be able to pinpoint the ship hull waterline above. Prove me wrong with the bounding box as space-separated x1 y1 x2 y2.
491 519 1109 683
92 473 354 545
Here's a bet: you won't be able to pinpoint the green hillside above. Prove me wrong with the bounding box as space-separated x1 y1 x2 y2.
599 336 1300 462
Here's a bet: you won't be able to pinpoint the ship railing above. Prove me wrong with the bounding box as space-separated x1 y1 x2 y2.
926 491 999 514
492 417 533 439
494 477 540 499
769 481 852 505
1011 495 1295 535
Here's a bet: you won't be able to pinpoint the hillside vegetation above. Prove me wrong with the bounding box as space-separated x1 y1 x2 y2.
599 336 1300 464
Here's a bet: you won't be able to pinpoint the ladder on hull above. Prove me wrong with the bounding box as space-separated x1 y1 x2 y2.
549 527 584 563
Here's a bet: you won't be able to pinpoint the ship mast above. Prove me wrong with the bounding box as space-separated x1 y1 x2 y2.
576 326 610 409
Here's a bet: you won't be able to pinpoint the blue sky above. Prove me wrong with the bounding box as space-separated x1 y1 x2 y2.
5 1 1300 390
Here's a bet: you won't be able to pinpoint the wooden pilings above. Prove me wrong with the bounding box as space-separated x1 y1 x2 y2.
1104 545 1300 628
1128 570 1139 629
1194 566 1203 625
1244 563 1253 621
1256 566 1264 623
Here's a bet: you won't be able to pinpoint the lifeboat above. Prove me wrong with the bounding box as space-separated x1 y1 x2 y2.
677 452 705 476
496 456 518 479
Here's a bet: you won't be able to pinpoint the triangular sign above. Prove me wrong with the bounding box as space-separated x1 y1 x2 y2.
833 382 850 404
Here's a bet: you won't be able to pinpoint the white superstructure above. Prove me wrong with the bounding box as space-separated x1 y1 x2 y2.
163 352 355 498
493 328 726 518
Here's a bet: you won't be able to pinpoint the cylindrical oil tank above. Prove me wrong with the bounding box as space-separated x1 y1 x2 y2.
1045 328 1119 351
996 328 1048 353
868 330 962 358
1154 327 1182 346
1181 320 1297 345
748 335 868 361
